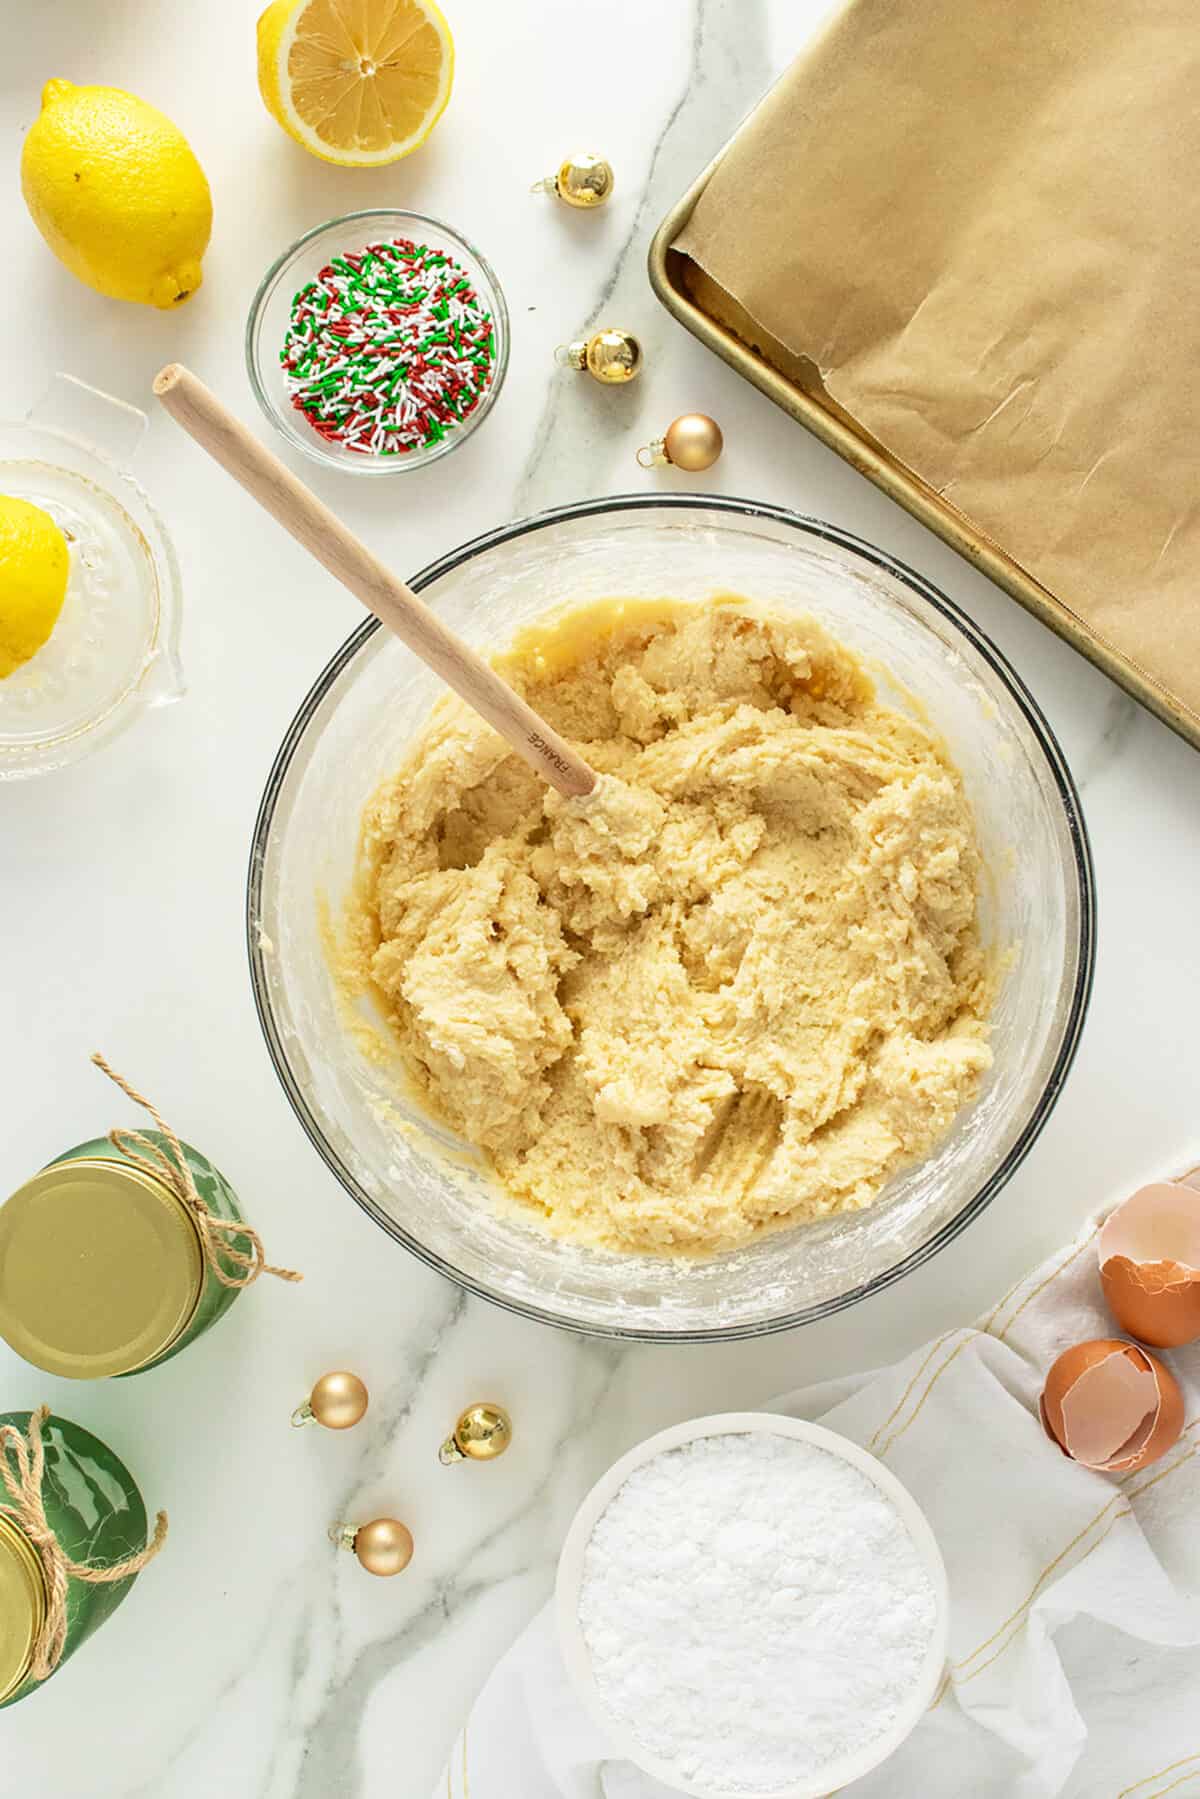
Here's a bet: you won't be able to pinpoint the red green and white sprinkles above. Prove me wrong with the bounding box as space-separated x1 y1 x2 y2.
280 238 496 458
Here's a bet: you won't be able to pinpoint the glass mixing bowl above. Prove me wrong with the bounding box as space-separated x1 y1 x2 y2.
248 497 1094 1341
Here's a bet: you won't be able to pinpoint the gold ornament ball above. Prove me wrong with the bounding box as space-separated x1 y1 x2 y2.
555 153 615 209
354 1518 414 1577
663 413 724 472
585 329 643 385
455 1403 512 1462
560 329 643 384
310 1371 369 1431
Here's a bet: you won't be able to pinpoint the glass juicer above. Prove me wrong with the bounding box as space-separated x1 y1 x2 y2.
0 374 183 780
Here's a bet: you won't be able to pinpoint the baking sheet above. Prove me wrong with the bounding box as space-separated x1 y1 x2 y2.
651 0 1200 752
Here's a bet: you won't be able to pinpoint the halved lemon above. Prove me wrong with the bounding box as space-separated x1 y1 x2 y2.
257 0 454 167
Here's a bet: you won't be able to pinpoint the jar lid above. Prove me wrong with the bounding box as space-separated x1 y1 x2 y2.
0 1159 205 1378
0 1515 46 1703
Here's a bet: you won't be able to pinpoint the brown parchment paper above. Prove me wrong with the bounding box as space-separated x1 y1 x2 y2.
674 0 1200 730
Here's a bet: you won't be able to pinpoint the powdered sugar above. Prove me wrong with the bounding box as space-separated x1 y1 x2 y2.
576 1430 939 1793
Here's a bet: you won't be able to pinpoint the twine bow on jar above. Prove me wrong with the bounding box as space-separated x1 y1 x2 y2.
91 1053 302 1288
0 1406 168 1680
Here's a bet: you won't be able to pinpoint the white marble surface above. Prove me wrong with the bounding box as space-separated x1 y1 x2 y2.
2 3 1199 1795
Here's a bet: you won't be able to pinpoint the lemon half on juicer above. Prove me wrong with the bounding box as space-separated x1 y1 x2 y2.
0 497 69 680
257 0 454 166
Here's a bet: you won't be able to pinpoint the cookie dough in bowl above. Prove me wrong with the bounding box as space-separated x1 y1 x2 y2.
343 597 994 1256
248 497 1093 1339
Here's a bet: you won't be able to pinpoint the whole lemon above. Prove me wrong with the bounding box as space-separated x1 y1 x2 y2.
0 497 70 679
21 79 212 309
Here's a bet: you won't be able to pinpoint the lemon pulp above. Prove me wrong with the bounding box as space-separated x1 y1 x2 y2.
257 0 454 166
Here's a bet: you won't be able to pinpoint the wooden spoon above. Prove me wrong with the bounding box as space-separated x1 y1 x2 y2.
153 364 597 800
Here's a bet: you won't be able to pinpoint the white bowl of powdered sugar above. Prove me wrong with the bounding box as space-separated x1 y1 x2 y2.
555 1413 948 1798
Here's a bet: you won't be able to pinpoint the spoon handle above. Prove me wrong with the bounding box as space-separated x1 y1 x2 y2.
153 364 597 800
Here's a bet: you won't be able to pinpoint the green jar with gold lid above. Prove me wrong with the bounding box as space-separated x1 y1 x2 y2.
0 1129 253 1380
0 1409 162 1708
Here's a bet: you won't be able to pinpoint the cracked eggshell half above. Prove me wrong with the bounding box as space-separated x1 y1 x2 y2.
1099 1181 1200 1348
1040 1338 1184 1474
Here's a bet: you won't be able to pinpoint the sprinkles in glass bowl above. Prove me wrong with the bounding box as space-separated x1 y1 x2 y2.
282 240 496 458
246 211 509 476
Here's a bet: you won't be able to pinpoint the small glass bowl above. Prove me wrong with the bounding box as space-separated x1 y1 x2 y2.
245 209 509 477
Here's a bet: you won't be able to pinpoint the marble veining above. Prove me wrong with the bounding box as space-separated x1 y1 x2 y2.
515 0 772 514
1071 685 1141 792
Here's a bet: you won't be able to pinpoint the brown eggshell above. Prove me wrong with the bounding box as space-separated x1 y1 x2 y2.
1040 1338 1185 1474
1041 1339 1137 1458
1101 1257 1200 1348
1099 1183 1200 1348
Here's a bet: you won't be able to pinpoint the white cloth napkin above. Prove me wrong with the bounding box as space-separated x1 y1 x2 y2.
436 1196 1200 1799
